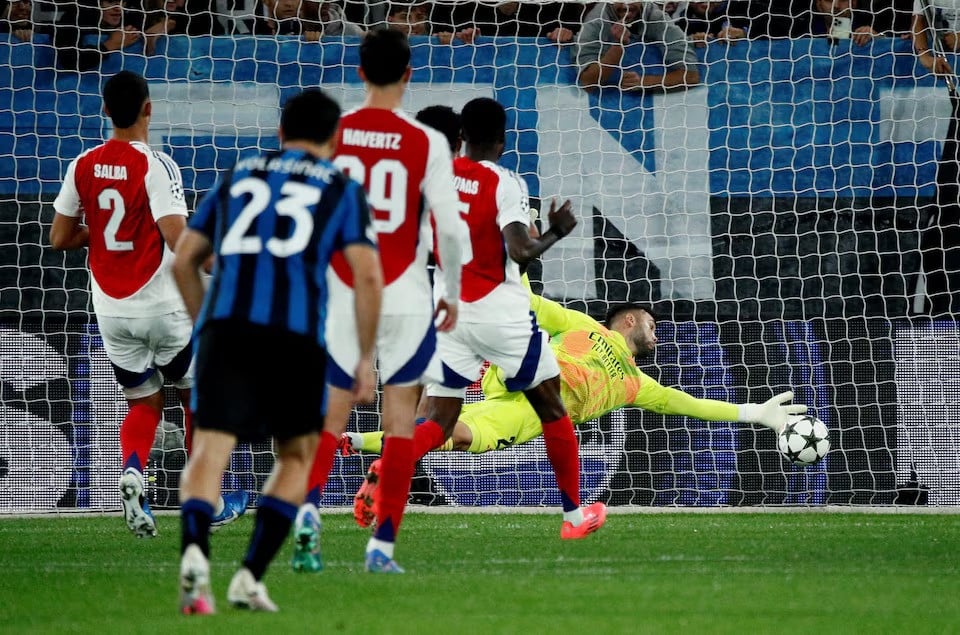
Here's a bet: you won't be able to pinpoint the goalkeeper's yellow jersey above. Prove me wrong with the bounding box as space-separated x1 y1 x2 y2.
481 289 739 425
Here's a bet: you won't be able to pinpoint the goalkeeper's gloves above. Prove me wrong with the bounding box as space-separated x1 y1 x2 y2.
737 391 808 433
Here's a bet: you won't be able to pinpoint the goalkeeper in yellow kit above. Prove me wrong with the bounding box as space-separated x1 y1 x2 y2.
341 280 807 457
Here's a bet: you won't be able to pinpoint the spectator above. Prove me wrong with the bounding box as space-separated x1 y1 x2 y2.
209 0 260 35
795 0 880 45
672 1 748 46
54 0 143 72
386 1 476 44
741 0 802 38
443 1 586 43
913 0 960 76
575 1 699 93
141 0 216 38
300 0 364 39
1 0 42 41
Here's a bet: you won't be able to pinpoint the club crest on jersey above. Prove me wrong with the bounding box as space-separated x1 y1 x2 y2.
94 164 128 180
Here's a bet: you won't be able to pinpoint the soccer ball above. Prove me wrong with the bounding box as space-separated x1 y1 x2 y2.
777 415 830 466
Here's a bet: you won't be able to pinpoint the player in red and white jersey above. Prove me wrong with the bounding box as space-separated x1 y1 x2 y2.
423 97 607 539
295 29 464 574
49 70 246 539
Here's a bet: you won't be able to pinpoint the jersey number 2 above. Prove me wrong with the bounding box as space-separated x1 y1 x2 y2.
98 188 133 252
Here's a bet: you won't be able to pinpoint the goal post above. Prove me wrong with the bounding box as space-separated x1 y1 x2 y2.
1 1 959 513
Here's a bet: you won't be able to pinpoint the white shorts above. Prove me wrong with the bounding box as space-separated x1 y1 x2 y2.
426 315 560 399
326 277 442 389
97 310 195 399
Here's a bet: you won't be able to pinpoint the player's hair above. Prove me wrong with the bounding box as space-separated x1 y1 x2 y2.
604 302 657 327
416 105 461 153
280 88 341 145
461 97 506 147
359 28 411 86
102 70 149 129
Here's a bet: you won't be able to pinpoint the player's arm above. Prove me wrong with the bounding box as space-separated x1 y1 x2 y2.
147 151 190 250
501 184 576 266
173 228 212 322
49 159 89 251
172 174 222 321
422 128 464 331
632 371 807 433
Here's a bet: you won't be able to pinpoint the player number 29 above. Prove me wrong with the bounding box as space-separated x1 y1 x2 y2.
333 155 406 234
220 177 318 257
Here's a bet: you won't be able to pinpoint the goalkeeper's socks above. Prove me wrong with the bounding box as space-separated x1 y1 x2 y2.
357 431 383 454
305 431 339 506
372 436 415 543
541 414 581 513
181 498 214 557
242 495 297 581
412 419 446 461
119 403 161 473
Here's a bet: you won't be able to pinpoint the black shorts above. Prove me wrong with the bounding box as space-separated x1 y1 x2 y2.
193 320 327 444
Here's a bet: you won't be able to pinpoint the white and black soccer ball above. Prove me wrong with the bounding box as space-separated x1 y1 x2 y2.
777 415 830 466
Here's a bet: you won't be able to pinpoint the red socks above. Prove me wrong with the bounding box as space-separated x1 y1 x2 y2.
305 431 339 506
541 414 581 512
373 436 414 543
412 419 445 461
119 403 162 472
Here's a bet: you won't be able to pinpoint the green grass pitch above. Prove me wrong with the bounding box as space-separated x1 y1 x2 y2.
1 511 958 634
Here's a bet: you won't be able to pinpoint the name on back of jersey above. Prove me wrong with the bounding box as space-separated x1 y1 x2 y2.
235 154 334 181
454 176 479 195
94 164 128 180
341 129 402 151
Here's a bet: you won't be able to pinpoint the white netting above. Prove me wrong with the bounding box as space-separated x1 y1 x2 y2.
1 1 958 512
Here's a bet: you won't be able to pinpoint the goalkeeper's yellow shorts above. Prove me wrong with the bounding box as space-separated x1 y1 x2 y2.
459 392 545 453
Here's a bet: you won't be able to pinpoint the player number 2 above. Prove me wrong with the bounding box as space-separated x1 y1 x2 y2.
333 155 406 234
221 177 318 257
98 188 133 252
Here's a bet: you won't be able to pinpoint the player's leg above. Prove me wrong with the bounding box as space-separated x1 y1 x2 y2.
156 311 249 532
360 313 438 572
294 299 360 571
293 383 352 573
179 427 236 615
229 430 318 612
98 315 166 538
179 319 255 615
302 279 360 510
411 326 482 460
491 321 606 539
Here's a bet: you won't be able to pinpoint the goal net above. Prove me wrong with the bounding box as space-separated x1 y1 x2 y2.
1 0 959 514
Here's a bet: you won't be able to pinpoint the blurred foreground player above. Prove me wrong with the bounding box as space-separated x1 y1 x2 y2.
173 88 381 613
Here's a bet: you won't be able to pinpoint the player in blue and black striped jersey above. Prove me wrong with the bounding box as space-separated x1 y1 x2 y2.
172 88 383 615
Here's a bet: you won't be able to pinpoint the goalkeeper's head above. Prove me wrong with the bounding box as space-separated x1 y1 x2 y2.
416 105 461 154
605 302 658 358
359 28 412 86
279 88 341 153
461 97 506 159
102 70 150 130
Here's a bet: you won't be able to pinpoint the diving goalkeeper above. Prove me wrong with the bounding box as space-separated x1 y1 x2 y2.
341 281 807 456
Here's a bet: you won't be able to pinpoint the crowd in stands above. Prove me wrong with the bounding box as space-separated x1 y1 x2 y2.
0 1 942 86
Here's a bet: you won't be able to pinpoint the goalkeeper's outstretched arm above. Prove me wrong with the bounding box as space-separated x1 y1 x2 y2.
632 373 807 434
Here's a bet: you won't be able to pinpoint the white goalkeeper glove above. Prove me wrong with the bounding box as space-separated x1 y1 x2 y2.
737 391 808 433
